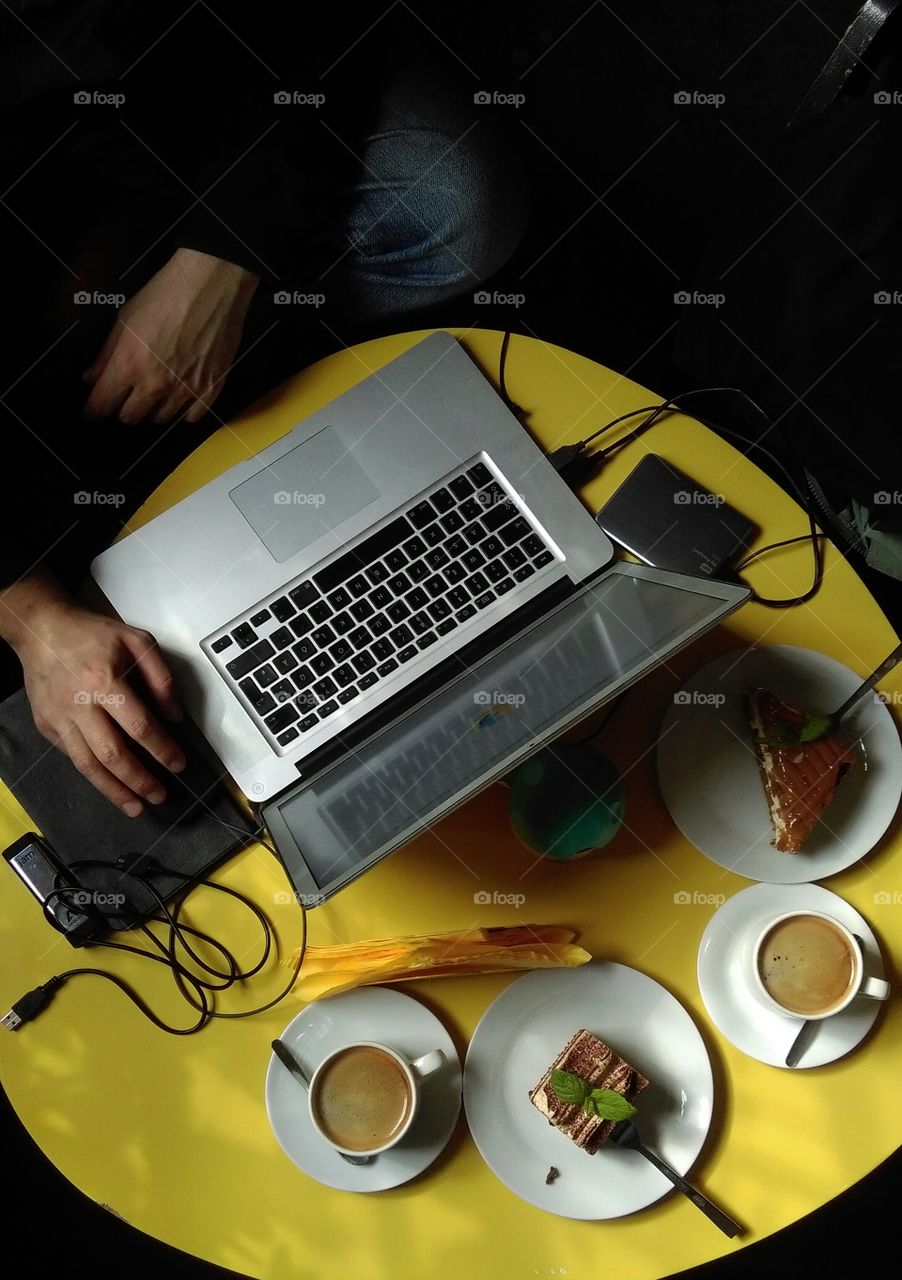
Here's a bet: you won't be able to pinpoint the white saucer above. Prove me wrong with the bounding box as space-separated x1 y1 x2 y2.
463 963 714 1219
657 644 902 882
265 987 461 1191
697 882 886 1068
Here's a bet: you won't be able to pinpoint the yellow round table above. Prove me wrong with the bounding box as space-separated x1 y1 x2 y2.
1 329 900 1280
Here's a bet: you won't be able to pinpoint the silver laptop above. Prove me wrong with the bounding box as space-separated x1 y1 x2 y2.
91 332 749 897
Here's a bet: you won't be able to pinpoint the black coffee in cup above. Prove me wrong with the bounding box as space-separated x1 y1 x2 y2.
757 914 856 1015
312 1045 413 1152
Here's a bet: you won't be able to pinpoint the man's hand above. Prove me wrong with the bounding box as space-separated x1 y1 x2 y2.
0 573 187 817
83 248 259 425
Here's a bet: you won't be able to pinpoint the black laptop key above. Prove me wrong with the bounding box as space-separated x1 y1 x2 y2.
436 617 457 635
397 645 417 663
332 664 355 689
514 564 535 582
428 598 451 621
407 560 429 583
314 516 413 593
407 586 429 609
350 599 375 623
523 534 544 557
432 487 455 513
482 500 518 532
332 611 354 636
503 546 526 570
409 611 431 635
299 713 319 732
289 613 313 638
463 522 487 546
313 676 338 699
446 533 467 557
387 600 410 624
312 624 336 648
501 517 531 546
268 626 292 650
338 687 360 704
482 534 504 558
369 614 391 637
317 700 338 719
352 651 376 674
408 500 437 529
348 574 369 598
372 637 394 660
367 561 389 585
417 631 438 650
328 587 351 610
226 639 274 679
459 498 481 522
264 704 298 733
292 637 315 661
422 523 444 547
310 652 334 676
447 586 469 609
469 571 489 594
377 657 399 677
440 510 464 534
277 727 299 746
232 622 257 649
475 591 495 609
370 585 392 609
467 461 492 487
402 535 427 559
211 635 233 654
462 548 485 572
270 597 295 623
256 664 278 688
331 638 353 662
389 623 414 647
485 560 507 583
445 561 466 584
495 577 516 596
425 547 449 570
449 475 474 501
387 572 412 596
274 651 298 675
308 600 331 624
292 664 314 689
289 582 318 609
359 672 378 689
457 604 476 621
424 574 446 598
384 549 407 572
348 625 372 649
250 608 271 627
238 679 275 716
271 679 296 704
534 550 554 567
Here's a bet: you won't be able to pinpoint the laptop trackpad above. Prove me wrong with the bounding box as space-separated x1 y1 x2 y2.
229 426 379 563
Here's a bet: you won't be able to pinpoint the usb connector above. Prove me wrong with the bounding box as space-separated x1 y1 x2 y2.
2 978 64 1030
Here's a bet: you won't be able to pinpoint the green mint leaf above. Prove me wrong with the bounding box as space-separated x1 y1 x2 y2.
550 1069 590 1106
584 1088 638 1122
800 713 831 743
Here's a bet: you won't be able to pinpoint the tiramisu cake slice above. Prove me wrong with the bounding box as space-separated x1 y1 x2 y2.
529 1029 649 1154
747 687 855 854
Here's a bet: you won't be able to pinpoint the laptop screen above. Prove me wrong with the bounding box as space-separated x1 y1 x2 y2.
266 565 747 898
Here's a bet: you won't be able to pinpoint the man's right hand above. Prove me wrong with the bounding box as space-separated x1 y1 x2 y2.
0 573 186 816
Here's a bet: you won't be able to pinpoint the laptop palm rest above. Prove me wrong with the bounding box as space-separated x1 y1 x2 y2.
229 425 379 562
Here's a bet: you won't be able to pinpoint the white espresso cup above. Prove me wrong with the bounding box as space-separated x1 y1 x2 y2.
747 910 890 1020
308 1040 445 1156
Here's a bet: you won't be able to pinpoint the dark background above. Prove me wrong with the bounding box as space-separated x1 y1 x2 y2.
3 3 900 1278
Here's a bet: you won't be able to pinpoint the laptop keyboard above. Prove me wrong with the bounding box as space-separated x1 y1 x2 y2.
204 459 557 751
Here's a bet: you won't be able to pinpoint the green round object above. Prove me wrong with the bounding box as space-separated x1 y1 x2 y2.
507 743 625 860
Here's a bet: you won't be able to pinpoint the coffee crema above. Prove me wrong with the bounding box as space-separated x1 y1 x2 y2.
313 1046 413 1152
758 914 856 1015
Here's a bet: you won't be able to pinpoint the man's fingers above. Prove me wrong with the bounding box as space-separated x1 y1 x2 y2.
84 365 133 421
124 629 183 722
64 721 153 816
82 325 119 385
103 682 187 778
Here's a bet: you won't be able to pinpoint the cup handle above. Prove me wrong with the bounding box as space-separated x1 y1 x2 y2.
860 975 890 1001
410 1049 445 1079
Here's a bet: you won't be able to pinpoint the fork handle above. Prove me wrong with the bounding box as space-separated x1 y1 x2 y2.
831 641 902 724
634 1141 743 1238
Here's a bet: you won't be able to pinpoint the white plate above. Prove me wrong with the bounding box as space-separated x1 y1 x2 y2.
657 645 902 882
463 963 714 1219
698 882 886 1068
265 987 461 1192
